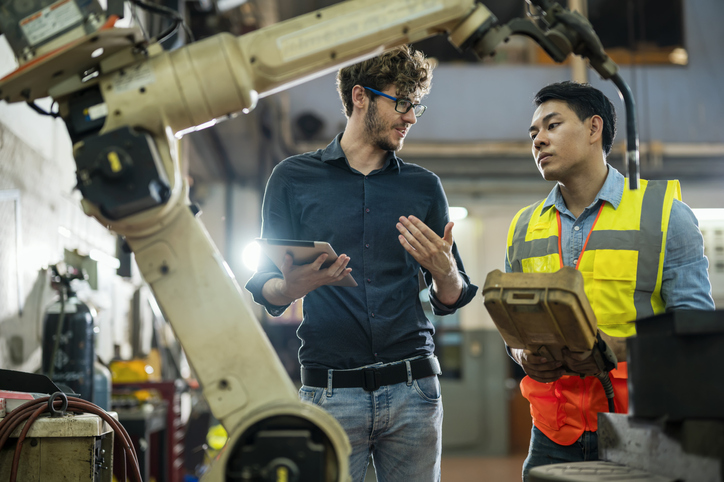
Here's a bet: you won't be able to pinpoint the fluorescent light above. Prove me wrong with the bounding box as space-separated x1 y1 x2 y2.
449 207 468 221
692 209 724 222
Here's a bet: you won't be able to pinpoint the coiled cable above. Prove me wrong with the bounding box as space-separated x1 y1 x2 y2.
0 394 142 482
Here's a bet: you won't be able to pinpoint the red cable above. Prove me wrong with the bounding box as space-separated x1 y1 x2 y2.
0 396 142 482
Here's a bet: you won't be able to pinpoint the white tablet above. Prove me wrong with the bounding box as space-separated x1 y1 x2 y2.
256 238 357 287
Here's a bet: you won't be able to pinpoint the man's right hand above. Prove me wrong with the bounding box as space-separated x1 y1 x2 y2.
511 348 565 384
262 253 352 306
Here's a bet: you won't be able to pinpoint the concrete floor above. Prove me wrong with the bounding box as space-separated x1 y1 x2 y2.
362 454 527 481
441 455 526 482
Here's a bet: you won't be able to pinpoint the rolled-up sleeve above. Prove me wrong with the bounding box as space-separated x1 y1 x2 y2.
427 262 477 315
244 166 292 317
660 200 715 311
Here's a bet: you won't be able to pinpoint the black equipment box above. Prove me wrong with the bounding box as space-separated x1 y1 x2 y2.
628 310 724 420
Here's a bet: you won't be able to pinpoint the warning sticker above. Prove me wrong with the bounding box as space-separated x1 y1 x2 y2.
20 0 83 47
85 102 108 121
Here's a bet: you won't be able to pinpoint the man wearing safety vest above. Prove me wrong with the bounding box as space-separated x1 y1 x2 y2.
506 81 715 481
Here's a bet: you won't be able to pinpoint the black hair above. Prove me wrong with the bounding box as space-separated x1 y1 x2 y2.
534 81 617 156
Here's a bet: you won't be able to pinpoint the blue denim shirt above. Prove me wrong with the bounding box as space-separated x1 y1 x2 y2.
246 133 478 370
506 166 715 311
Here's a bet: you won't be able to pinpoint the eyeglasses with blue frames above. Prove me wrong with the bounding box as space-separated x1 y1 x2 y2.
364 87 427 118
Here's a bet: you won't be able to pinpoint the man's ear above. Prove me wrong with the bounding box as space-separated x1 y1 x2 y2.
589 115 604 145
351 85 368 111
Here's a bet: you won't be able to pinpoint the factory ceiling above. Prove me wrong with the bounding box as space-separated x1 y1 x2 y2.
179 0 724 195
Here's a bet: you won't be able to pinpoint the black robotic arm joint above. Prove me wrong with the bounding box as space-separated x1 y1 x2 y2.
226 415 335 482
74 126 170 220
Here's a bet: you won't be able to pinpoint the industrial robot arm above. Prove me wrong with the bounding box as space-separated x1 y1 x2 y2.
0 1 635 479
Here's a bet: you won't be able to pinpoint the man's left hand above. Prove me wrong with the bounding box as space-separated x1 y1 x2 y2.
397 215 462 305
397 215 456 277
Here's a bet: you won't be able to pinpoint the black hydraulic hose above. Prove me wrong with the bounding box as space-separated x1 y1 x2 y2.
527 0 555 12
611 72 640 190
596 372 616 413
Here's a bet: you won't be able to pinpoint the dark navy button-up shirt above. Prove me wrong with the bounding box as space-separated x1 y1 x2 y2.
245 133 478 370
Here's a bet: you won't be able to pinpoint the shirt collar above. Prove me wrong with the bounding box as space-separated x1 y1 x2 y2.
321 132 401 172
541 165 625 214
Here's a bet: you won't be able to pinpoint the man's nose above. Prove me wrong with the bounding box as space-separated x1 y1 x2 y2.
534 132 548 148
402 108 417 125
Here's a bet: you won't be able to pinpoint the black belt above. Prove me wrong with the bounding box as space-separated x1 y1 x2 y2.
301 356 441 392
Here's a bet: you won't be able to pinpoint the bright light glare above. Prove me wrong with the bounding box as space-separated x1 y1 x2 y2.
242 241 261 271
692 208 724 221
175 119 217 139
20 245 52 271
449 207 468 221
89 249 121 269
91 48 104 58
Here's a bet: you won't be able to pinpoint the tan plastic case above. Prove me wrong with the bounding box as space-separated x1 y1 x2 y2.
482 267 598 363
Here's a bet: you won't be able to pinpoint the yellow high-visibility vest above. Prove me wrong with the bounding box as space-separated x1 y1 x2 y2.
506 178 681 444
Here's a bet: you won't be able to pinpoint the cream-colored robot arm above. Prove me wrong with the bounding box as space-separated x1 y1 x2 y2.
0 1 499 480
2 0 626 479
96 0 493 137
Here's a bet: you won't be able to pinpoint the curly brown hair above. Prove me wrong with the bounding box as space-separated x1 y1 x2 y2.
336 45 434 118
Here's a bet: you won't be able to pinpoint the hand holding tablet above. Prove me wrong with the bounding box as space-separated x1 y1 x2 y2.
256 238 357 287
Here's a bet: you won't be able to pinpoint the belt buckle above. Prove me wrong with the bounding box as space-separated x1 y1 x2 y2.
362 368 381 391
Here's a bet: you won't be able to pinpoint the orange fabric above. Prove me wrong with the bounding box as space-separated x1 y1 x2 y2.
521 362 629 445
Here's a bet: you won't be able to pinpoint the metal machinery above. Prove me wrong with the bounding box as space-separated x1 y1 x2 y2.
0 371 117 481
482 270 724 482
0 0 642 480
528 310 724 482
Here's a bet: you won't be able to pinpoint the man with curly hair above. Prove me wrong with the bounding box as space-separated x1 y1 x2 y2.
246 45 478 481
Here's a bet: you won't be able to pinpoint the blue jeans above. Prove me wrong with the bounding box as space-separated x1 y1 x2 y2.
299 360 443 482
522 426 599 482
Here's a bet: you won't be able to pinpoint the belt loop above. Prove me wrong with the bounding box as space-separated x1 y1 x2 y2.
431 355 441 375
405 360 413 386
327 369 333 397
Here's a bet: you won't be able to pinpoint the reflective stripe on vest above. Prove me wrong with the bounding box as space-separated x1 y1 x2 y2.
507 179 680 334
507 178 681 445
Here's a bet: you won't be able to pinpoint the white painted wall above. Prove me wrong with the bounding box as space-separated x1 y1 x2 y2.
0 36 128 370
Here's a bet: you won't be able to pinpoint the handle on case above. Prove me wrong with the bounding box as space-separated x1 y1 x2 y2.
506 291 540 305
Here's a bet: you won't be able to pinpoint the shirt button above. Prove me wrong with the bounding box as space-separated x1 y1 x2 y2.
367 278 371 283
574 226 580 231
365 244 370 248
574 258 578 264
366 208 370 213
371 313 375 317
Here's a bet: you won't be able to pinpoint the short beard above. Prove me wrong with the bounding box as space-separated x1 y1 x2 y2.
364 99 401 152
